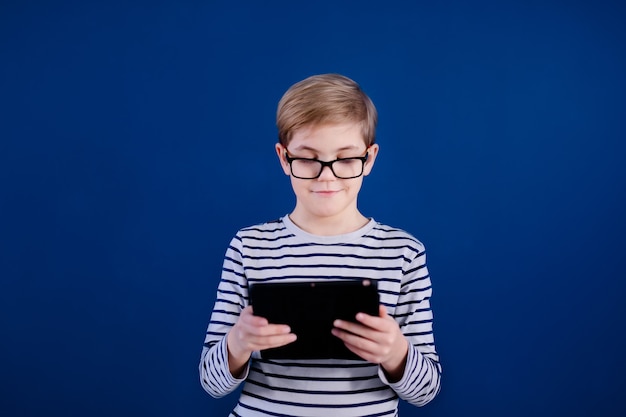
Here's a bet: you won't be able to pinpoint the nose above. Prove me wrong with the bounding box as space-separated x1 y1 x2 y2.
317 164 336 180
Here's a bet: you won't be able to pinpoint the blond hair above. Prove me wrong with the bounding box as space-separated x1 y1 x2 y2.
276 74 378 146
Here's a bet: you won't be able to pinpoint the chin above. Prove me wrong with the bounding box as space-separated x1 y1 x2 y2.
309 204 352 219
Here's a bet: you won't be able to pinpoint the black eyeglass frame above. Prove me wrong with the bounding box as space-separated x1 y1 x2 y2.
284 151 370 179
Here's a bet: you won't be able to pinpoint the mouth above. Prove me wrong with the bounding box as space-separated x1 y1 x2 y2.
313 190 340 196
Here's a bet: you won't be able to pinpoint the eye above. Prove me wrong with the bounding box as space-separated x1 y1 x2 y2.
336 158 360 166
298 159 319 166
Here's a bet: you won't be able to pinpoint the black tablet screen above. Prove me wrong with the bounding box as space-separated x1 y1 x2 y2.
249 279 379 360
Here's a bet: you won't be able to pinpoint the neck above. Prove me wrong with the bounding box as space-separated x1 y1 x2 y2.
288 210 369 236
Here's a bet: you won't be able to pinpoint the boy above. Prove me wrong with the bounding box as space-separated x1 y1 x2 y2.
199 74 441 416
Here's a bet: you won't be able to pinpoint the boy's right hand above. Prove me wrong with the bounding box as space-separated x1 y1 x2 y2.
226 306 296 377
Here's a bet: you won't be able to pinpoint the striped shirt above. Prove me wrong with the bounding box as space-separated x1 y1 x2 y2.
199 216 441 416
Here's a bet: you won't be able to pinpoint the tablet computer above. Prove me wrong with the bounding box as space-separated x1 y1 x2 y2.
248 279 379 360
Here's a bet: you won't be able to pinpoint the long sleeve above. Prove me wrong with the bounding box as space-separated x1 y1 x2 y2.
198 218 442 415
199 235 249 398
380 247 442 406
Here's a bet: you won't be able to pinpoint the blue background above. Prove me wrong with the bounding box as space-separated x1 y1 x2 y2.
1 1 625 416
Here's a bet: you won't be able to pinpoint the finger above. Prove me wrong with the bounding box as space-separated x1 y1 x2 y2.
241 307 292 333
241 322 293 338
354 306 395 330
259 323 293 336
255 333 298 350
241 306 269 326
332 327 376 349
332 328 381 359
333 319 370 338
233 326 296 352
334 317 398 354
340 332 398 365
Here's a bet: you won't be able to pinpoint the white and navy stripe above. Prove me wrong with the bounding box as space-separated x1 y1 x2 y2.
200 216 441 416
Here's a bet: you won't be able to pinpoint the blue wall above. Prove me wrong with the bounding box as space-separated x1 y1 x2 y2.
1 1 625 416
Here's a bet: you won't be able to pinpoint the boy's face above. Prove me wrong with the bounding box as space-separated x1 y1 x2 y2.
275 122 379 223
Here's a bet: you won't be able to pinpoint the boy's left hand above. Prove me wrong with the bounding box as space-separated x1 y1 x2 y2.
332 305 409 382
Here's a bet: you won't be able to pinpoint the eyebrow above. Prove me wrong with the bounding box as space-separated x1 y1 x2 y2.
290 144 361 153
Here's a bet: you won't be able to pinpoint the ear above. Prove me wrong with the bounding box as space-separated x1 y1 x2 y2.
363 144 379 177
275 143 291 176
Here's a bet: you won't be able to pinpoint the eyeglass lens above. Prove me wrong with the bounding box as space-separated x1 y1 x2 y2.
291 158 364 179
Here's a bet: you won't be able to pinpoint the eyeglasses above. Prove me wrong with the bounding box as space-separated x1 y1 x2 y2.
284 150 369 179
